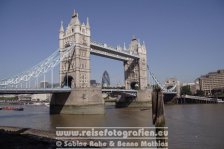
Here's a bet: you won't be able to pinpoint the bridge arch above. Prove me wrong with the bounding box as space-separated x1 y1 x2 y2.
130 81 139 90
62 75 74 88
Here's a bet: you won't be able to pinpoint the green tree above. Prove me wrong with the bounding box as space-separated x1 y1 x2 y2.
181 85 192 95
195 90 204 96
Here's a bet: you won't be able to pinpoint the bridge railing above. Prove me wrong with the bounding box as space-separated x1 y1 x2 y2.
0 45 75 88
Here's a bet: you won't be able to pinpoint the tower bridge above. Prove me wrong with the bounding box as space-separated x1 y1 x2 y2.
0 10 177 114
59 10 148 90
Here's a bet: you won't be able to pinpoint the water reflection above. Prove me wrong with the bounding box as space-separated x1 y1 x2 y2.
1 104 224 148
49 105 153 130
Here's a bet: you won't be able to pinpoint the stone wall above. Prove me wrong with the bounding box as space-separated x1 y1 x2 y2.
50 87 104 114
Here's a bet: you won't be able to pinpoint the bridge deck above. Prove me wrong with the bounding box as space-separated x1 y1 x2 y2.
102 89 137 92
0 88 137 95
0 88 72 94
183 95 216 102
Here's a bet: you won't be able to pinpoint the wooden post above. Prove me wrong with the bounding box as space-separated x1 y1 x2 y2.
152 88 167 148
152 88 165 126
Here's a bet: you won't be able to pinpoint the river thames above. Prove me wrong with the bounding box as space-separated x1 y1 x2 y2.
0 104 224 149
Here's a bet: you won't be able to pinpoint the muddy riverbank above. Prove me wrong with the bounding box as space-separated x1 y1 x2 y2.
0 126 56 149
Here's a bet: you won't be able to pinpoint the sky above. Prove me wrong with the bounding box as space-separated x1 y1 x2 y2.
0 0 223 85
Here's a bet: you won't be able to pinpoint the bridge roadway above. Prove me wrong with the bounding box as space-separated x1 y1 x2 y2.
0 88 72 94
101 89 137 97
0 88 137 96
163 91 177 94
177 95 219 104
183 95 216 102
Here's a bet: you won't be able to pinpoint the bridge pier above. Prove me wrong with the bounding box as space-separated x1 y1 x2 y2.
115 89 152 108
50 87 104 114
129 89 152 107
133 89 152 107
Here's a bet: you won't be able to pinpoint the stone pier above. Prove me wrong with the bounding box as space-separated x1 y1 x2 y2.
116 89 152 108
50 87 104 114
130 89 152 107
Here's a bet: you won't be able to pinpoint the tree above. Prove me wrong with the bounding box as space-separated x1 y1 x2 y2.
181 85 192 95
195 90 204 96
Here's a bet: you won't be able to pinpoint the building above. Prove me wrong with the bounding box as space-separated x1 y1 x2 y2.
18 94 32 101
164 77 181 96
90 80 97 87
102 71 110 88
165 78 177 89
182 82 199 95
0 94 17 98
39 81 50 88
31 94 51 102
198 69 224 95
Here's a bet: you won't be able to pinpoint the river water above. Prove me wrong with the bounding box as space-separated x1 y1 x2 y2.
0 104 224 149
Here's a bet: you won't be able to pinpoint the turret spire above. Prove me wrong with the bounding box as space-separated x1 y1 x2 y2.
60 21 64 32
138 39 141 48
86 17 90 28
72 9 76 18
74 13 80 25
70 10 80 26
132 35 137 41
123 42 126 50
142 41 146 48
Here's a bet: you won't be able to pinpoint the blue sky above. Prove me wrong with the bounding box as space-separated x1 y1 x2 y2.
0 0 223 85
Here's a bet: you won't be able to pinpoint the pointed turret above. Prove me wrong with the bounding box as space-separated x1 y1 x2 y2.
70 10 80 26
142 41 146 48
86 17 90 29
74 13 80 25
59 21 64 49
141 41 147 54
60 21 64 32
123 42 127 50
138 39 141 48
132 35 137 41
129 35 138 52
72 9 76 18
82 22 85 27
86 17 91 36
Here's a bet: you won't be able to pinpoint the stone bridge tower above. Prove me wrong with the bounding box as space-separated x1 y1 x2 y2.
59 10 90 88
123 37 150 106
124 37 148 90
51 10 104 115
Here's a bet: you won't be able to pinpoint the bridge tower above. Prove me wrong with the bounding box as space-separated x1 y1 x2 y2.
50 10 104 114
122 37 151 107
124 37 148 90
59 10 90 88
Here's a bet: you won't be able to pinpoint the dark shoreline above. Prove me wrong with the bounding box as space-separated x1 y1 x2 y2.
0 126 56 149
0 126 101 149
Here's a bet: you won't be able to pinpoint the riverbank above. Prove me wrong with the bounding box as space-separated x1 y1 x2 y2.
0 126 56 149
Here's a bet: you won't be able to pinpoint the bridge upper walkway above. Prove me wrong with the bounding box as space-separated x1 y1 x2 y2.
90 41 139 61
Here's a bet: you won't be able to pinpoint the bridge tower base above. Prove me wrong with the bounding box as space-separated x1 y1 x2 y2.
130 89 152 108
116 89 152 108
50 87 104 114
